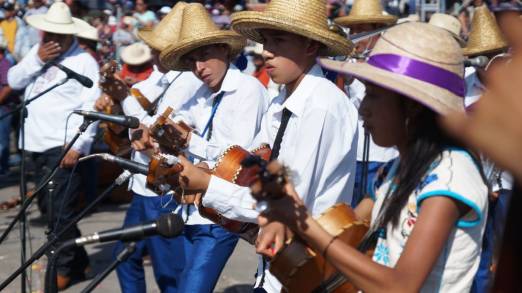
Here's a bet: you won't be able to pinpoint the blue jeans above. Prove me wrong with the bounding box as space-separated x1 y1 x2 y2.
471 189 513 293
114 193 185 293
178 224 239 292
352 161 386 207
0 105 11 173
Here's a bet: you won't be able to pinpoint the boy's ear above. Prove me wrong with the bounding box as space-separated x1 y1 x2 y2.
305 40 321 57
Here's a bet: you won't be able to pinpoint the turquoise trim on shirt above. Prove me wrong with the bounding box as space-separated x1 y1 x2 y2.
417 190 483 228
445 147 481 170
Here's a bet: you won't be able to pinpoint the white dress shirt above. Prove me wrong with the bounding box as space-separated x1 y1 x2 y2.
8 41 100 154
202 64 359 292
174 65 270 225
122 67 203 197
347 78 398 163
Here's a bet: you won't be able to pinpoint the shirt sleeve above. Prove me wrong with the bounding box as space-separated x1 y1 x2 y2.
7 44 45 90
202 175 259 223
71 57 101 154
416 150 488 228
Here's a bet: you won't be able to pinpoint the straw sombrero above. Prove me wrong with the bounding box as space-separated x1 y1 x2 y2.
319 22 465 115
121 42 152 65
76 21 99 42
138 2 186 51
463 5 508 56
335 0 398 27
160 3 246 71
25 1 85 35
230 0 353 57
428 13 465 47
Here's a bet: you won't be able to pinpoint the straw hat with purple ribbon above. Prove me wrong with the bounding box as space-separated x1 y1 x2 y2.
319 22 465 115
334 0 398 27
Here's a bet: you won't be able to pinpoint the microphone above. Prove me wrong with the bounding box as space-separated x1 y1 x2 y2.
73 110 140 129
62 213 184 248
464 56 489 68
91 153 149 175
50 62 94 88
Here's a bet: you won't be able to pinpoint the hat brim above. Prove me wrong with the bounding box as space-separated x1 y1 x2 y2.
334 15 398 26
160 31 246 71
318 58 464 115
231 11 353 57
121 49 152 66
25 14 85 34
137 29 163 51
463 43 509 57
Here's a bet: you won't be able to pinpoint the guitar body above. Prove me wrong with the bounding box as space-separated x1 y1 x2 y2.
198 144 272 244
270 203 369 293
146 154 184 195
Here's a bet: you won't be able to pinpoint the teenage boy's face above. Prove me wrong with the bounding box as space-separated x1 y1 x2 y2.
359 83 408 148
260 30 316 85
184 44 229 91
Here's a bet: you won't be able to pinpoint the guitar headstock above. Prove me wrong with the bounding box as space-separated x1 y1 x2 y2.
99 60 128 102
146 153 184 194
241 156 289 201
149 107 192 155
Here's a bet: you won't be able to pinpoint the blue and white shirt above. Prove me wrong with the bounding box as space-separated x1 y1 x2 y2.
370 149 488 292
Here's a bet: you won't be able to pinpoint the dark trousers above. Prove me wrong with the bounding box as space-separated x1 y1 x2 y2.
32 147 89 276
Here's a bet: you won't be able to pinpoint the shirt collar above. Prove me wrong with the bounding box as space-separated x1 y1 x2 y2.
280 64 324 117
215 64 240 94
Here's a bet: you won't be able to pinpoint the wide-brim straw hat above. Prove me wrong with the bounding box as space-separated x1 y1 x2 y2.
463 5 508 56
428 13 465 46
160 3 246 71
335 0 398 27
319 22 465 115
25 1 85 34
76 20 99 42
138 2 186 51
121 42 152 65
230 0 353 57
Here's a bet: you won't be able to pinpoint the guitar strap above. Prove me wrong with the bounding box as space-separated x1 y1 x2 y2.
148 72 183 115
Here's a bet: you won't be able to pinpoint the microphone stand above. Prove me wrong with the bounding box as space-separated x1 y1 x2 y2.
0 78 69 121
0 170 132 291
0 117 93 246
9 78 70 293
80 242 137 293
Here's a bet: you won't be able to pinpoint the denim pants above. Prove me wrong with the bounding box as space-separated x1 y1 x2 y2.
178 224 239 293
114 193 185 293
0 105 11 173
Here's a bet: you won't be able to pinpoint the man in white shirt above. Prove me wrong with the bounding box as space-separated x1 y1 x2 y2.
161 1 359 291
7 2 99 289
156 3 269 292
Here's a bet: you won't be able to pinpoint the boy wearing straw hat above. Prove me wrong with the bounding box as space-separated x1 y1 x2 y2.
334 0 399 207
7 1 100 289
158 3 270 291
96 3 203 293
161 0 359 291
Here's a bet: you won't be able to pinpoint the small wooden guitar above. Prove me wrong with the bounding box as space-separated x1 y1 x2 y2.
149 107 193 155
99 61 132 156
246 159 369 293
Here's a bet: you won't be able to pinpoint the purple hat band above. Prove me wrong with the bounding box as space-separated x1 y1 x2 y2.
367 54 465 97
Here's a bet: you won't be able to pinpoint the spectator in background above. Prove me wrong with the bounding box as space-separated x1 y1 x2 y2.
25 0 48 17
0 39 12 176
113 16 137 61
0 2 30 61
157 6 171 20
119 42 153 86
133 0 157 29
